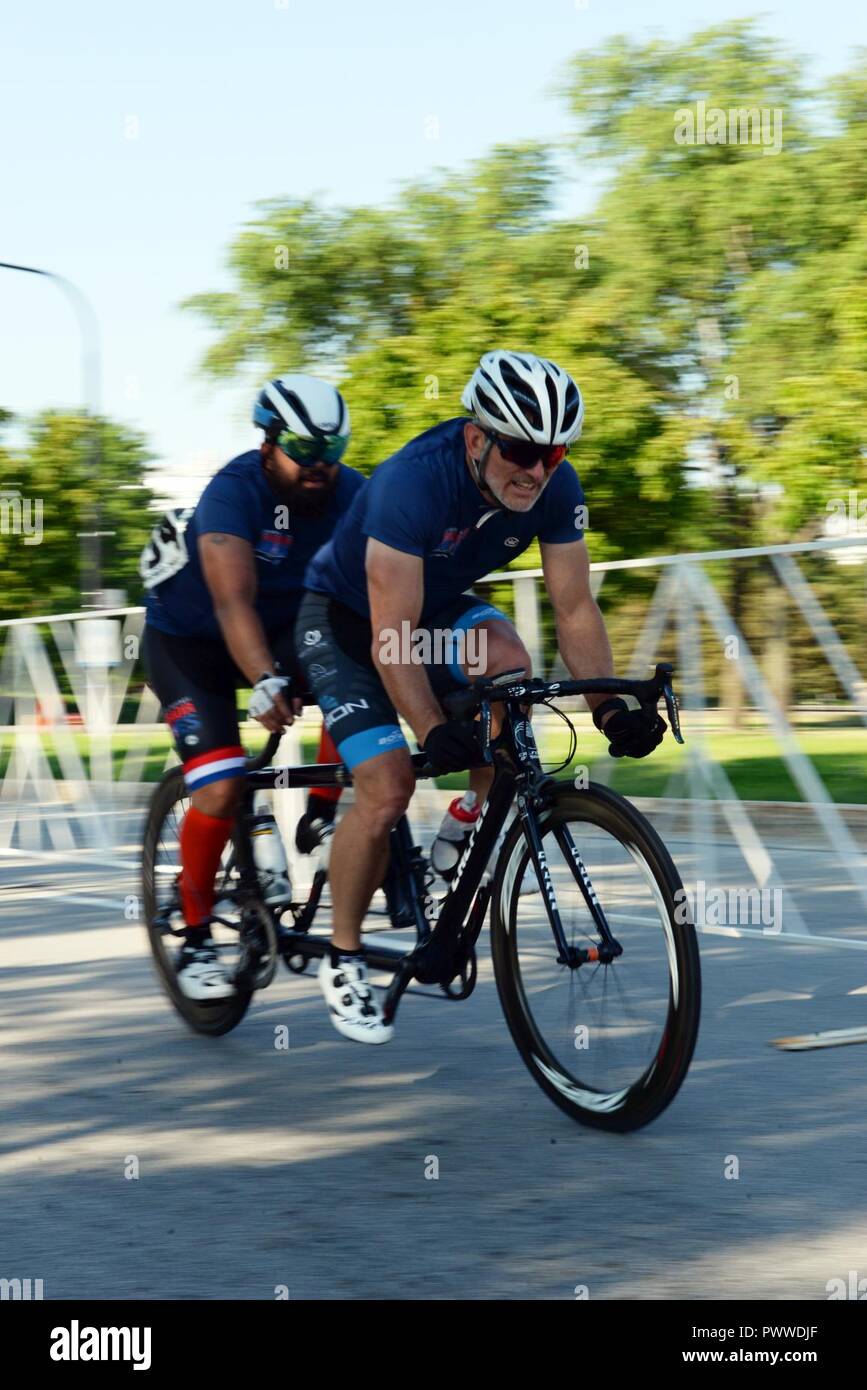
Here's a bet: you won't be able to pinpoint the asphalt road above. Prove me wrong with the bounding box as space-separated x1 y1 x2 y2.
2 800 867 1301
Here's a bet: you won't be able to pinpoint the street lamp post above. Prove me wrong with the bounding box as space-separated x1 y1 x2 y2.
0 259 107 604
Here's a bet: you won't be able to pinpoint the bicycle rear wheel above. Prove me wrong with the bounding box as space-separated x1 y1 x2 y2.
490 782 700 1132
141 768 253 1035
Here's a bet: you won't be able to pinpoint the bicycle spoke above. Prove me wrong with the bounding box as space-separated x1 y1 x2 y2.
497 806 687 1110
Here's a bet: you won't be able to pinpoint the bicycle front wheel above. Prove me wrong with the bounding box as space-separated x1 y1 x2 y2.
490 782 700 1132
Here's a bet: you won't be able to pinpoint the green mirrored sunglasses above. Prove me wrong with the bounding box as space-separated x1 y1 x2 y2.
275 429 349 466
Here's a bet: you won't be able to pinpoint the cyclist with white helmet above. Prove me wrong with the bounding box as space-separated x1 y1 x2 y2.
142 374 365 1001
296 350 666 1044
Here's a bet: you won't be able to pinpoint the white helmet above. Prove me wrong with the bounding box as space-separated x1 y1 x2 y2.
253 373 350 459
461 350 584 445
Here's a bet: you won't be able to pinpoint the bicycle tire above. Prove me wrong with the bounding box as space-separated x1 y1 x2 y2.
141 767 253 1036
490 781 700 1132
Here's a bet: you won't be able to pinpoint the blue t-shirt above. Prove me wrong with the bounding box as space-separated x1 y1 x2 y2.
305 418 586 621
146 451 365 638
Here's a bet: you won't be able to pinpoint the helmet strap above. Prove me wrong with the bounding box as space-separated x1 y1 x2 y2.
261 441 281 491
469 436 498 503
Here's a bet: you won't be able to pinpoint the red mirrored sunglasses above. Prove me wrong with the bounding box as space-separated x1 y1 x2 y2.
485 432 568 470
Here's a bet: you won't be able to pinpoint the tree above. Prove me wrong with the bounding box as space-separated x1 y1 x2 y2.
183 143 702 564
562 23 866 714
0 412 157 620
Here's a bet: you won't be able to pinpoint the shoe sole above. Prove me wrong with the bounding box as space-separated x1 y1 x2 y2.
329 1012 394 1044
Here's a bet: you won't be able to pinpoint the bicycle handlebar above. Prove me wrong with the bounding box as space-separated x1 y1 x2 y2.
443 661 684 743
244 692 321 771
246 662 684 778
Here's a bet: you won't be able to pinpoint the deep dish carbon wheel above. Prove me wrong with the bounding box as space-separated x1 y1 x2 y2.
490 782 700 1132
141 768 253 1036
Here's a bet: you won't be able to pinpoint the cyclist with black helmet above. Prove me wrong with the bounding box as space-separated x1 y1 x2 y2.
296 350 666 1045
142 375 365 1001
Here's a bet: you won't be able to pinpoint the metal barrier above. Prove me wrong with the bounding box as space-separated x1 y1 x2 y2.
1 534 865 942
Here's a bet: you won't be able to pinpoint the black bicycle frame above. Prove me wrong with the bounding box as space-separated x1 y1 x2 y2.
154 662 680 1024
242 698 618 1023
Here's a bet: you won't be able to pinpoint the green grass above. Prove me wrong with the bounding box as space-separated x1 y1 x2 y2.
437 728 867 803
581 730 866 804
1 726 865 803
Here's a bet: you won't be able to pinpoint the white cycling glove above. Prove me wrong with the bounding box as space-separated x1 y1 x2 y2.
248 673 291 721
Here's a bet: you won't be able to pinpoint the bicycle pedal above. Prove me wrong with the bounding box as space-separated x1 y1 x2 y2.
234 947 277 992
151 910 185 937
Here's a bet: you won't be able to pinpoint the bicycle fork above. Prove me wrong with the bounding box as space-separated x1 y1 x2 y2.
519 806 622 967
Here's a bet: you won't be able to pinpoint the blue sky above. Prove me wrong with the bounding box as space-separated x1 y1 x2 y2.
1 1 864 503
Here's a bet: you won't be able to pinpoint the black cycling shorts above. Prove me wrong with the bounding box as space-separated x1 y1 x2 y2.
143 624 304 792
294 591 510 771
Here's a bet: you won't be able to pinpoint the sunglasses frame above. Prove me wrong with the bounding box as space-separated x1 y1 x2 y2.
483 431 568 471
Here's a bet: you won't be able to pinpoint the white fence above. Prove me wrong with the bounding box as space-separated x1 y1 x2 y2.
1 535 865 944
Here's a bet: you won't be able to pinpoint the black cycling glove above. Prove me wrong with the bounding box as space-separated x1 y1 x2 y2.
422 720 484 773
593 696 666 759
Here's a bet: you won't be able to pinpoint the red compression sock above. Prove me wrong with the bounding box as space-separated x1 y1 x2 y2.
178 805 234 926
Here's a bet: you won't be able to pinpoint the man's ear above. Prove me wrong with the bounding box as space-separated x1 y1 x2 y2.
463 421 485 459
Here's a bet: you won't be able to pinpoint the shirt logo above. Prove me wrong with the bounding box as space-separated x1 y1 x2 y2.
255 530 293 564
304 629 322 646
504 536 520 547
431 525 471 558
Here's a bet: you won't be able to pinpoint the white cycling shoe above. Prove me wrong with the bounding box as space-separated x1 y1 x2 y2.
318 954 393 1044
176 940 236 1001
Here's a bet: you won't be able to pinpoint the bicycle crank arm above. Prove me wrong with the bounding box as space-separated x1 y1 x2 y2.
382 956 416 1026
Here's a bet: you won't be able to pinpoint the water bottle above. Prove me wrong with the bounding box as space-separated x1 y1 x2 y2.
431 790 480 882
248 794 292 906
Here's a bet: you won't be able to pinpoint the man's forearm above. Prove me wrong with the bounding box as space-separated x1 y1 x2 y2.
214 601 275 687
556 600 615 716
372 651 443 746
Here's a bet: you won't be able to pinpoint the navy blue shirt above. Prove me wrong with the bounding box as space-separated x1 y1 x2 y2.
146 451 365 638
305 418 586 621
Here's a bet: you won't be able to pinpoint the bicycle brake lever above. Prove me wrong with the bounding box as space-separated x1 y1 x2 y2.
662 681 684 744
